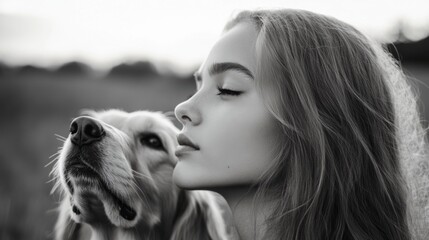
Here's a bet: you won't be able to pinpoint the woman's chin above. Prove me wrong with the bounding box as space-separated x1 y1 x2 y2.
172 162 221 190
173 163 244 190
172 162 201 190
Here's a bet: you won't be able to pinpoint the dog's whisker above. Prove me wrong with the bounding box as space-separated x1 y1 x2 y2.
131 170 152 180
131 169 147 175
129 181 146 203
46 176 60 184
48 161 60 174
130 180 154 211
55 133 67 140
49 167 59 177
50 181 62 195
45 156 60 167
133 175 152 181
49 151 61 159
129 174 157 208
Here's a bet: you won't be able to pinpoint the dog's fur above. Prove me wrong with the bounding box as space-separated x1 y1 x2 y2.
50 109 231 240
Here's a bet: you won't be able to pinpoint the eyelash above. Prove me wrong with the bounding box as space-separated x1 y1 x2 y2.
216 87 242 96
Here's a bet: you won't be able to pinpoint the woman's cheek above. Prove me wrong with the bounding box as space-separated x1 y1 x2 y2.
204 112 274 181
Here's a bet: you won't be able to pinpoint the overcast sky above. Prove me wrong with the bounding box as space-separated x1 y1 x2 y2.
0 0 428 74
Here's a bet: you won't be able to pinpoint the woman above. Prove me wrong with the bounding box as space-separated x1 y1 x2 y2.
173 9 429 240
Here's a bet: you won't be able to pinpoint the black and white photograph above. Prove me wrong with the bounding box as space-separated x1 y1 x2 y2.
0 0 428 239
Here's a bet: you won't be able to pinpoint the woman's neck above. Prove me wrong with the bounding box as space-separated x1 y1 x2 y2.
213 185 275 240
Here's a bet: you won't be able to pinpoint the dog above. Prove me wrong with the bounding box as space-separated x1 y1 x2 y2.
50 109 232 240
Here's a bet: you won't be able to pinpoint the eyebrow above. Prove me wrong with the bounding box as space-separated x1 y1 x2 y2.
193 62 254 82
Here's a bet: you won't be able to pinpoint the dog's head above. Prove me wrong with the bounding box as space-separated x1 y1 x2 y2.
52 109 180 229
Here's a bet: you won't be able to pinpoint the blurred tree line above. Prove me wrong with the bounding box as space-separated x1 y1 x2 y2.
0 60 195 82
1 35 428 81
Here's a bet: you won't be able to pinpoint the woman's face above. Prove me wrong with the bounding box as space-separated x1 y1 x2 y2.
173 22 276 189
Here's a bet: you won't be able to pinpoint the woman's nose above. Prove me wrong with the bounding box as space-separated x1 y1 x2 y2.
174 98 202 126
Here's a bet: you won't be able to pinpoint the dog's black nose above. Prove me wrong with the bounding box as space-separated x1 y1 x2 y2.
70 116 104 146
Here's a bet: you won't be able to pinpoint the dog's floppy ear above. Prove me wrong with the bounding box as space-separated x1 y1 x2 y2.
54 198 82 240
79 108 97 118
171 192 231 240
170 197 211 240
162 111 175 119
199 193 235 240
162 110 181 128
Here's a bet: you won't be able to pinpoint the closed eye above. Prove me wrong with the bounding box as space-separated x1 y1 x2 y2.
216 87 242 96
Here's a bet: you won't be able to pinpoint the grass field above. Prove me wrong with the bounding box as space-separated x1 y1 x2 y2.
0 64 428 240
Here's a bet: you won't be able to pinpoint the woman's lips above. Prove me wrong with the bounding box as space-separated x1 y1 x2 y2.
177 133 200 149
175 145 199 157
175 133 200 157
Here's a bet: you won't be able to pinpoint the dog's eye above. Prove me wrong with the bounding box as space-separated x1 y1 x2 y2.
139 134 164 150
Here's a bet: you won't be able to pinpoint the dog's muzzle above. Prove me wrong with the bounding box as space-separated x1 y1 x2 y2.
65 116 138 222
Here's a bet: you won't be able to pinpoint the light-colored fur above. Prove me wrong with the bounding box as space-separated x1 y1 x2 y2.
50 109 232 240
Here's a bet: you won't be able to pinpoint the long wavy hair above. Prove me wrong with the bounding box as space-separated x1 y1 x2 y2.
223 9 429 240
